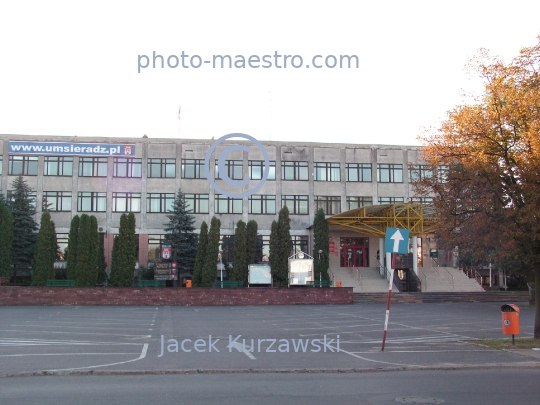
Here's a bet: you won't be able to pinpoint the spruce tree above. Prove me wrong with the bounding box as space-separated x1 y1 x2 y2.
66 215 79 281
193 221 208 287
313 208 330 282
274 206 291 287
32 211 57 286
7 175 38 283
201 216 220 287
246 220 258 265
0 198 14 280
231 220 247 284
164 188 198 277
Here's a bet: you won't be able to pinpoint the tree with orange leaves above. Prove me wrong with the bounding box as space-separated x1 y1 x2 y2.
416 37 540 338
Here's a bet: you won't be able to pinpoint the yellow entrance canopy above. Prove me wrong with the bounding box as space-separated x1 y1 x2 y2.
326 203 436 238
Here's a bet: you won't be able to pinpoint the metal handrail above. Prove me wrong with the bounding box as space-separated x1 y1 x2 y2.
375 259 384 278
431 257 440 277
443 267 454 289
474 269 482 286
419 269 428 291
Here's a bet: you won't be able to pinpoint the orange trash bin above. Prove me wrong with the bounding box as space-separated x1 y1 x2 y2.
501 304 520 337
186 280 192 288
336 281 342 287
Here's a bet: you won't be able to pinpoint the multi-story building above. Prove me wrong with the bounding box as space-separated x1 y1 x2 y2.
1 134 441 275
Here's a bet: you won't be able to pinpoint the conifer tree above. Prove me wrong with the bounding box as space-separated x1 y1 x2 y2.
164 188 198 277
246 220 258 265
32 211 57 286
0 198 14 280
269 220 278 283
201 216 220 287
313 208 330 282
192 221 208 287
88 215 100 284
66 215 79 281
109 213 137 287
231 220 247 284
96 245 108 285
273 206 291 287
75 214 94 286
7 176 38 283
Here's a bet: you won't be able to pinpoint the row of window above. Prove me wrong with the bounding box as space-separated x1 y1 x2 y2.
38 192 433 214
3 156 447 183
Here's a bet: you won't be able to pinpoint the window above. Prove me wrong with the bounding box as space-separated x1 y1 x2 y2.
148 158 176 178
114 158 142 178
0 155 2 174
282 161 308 181
43 191 72 212
182 159 206 179
346 163 372 182
112 192 141 212
438 165 449 183
346 196 373 210
44 156 73 176
378 197 404 204
147 193 175 213
409 165 433 182
377 164 403 183
8 155 38 175
148 234 166 262
79 157 107 177
291 235 308 255
7 190 37 210
282 195 309 214
314 196 341 215
314 162 340 181
249 160 276 180
77 192 107 212
248 195 276 214
215 160 243 180
410 197 434 204
185 193 209 214
215 194 242 214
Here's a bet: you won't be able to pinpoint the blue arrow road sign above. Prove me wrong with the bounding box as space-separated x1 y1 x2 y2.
385 228 410 254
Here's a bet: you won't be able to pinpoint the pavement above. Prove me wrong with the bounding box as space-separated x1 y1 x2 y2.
0 302 539 376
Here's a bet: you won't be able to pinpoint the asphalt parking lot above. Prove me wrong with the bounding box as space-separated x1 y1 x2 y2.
0 302 538 375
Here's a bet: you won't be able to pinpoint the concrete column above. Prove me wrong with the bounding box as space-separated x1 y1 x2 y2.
412 235 418 276
379 237 385 276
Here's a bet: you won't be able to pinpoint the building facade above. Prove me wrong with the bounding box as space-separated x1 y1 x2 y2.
1 134 443 273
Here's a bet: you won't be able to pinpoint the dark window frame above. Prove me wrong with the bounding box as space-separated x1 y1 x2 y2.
77 191 107 212
8 155 38 176
44 156 73 176
346 163 372 182
113 158 142 178
79 157 108 177
281 161 309 181
282 195 309 215
147 158 176 178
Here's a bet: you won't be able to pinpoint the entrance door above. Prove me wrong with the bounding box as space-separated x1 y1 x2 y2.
343 246 368 267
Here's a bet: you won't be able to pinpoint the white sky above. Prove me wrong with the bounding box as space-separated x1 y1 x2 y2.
1 0 539 146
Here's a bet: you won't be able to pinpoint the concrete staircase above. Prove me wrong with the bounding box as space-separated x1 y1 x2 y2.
331 267 397 293
419 266 485 292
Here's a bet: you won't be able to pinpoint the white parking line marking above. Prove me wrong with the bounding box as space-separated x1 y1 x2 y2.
46 343 149 372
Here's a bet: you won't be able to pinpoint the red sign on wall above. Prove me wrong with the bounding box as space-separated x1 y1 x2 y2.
329 242 335 254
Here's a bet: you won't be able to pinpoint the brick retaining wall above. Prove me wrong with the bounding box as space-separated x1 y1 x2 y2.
0 286 354 306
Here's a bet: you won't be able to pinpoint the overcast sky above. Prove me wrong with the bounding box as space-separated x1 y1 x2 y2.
1 0 539 146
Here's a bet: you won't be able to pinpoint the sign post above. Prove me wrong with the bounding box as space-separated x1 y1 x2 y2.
381 227 410 351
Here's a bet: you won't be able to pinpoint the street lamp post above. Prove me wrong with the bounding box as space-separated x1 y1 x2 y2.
219 250 223 288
